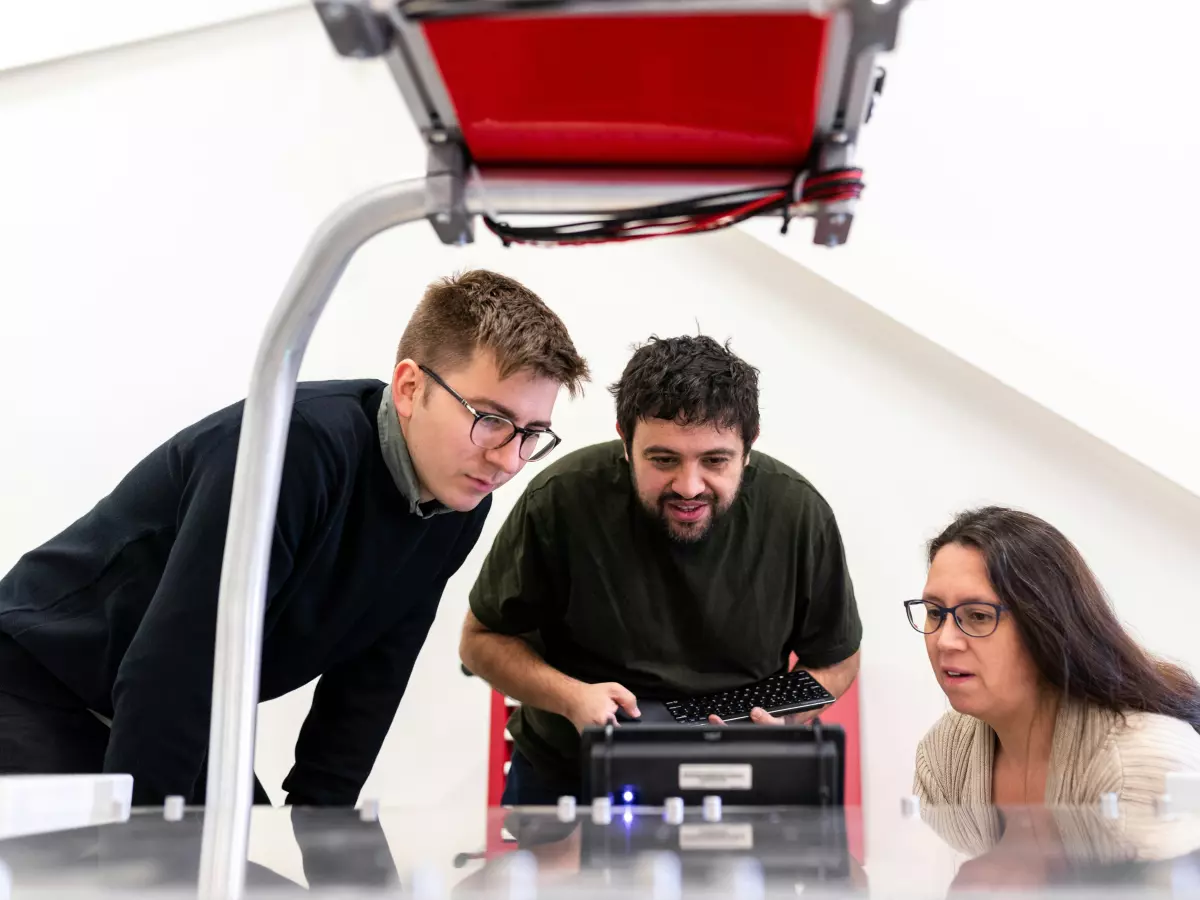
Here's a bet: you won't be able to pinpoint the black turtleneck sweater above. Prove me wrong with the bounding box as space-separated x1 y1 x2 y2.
0 380 489 806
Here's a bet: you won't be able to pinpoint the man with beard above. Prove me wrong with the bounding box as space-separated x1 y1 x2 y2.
460 335 861 804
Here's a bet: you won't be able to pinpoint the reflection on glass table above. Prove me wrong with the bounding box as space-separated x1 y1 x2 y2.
2 801 1200 898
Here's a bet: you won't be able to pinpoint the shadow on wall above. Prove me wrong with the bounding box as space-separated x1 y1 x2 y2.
721 228 1200 538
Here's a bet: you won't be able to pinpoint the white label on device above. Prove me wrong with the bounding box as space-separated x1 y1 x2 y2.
678 763 752 790
679 823 754 850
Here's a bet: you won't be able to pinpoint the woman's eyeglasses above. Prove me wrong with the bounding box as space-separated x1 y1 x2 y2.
904 599 1007 638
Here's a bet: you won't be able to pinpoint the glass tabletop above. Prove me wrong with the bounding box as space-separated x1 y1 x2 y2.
4 800 1200 899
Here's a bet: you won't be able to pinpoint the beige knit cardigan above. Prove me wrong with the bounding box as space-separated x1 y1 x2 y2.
913 699 1200 858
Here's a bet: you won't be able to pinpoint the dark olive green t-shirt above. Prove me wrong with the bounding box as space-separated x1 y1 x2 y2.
469 440 861 781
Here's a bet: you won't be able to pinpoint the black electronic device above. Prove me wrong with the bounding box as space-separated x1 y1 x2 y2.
659 669 834 724
579 722 844 808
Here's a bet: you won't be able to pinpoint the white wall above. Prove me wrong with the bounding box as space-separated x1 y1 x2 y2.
3 4 1200 889
2 0 301 72
744 0 1200 499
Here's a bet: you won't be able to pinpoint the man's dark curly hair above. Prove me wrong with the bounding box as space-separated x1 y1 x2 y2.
609 335 760 453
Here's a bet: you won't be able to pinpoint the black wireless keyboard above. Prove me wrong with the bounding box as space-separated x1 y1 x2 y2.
661 670 834 724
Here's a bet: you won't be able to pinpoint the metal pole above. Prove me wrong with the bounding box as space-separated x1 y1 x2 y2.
197 177 430 900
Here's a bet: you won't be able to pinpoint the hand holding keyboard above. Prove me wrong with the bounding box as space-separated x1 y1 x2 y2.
661 670 834 724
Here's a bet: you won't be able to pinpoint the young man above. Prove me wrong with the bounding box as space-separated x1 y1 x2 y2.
461 335 861 804
0 270 589 807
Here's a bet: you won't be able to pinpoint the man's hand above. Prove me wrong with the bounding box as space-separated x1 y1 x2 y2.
564 682 640 733
707 706 824 727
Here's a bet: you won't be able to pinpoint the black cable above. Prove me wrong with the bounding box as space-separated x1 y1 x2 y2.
482 182 793 247
479 165 864 247
495 186 785 234
801 167 865 204
813 717 833 808
602 723 614 803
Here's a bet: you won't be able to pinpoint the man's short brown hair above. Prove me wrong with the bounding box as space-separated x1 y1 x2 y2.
396 270 590 397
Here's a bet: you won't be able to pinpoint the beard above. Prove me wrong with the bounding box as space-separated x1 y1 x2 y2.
632 473 741 545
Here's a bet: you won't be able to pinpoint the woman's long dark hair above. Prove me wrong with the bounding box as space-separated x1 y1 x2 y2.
930 506 1200 729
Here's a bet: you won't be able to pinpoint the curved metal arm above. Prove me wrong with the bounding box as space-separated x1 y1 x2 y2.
197 177 430 900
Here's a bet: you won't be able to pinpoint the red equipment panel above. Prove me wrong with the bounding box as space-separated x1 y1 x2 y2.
487 690 514 808
424 14 831 167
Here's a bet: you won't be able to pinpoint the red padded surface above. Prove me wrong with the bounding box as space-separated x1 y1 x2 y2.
423 14 830 167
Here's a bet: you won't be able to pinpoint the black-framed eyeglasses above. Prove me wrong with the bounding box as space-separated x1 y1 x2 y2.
904 599 1008 638
419 365 561 462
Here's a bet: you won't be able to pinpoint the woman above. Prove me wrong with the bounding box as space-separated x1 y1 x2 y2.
909 506 1200 810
